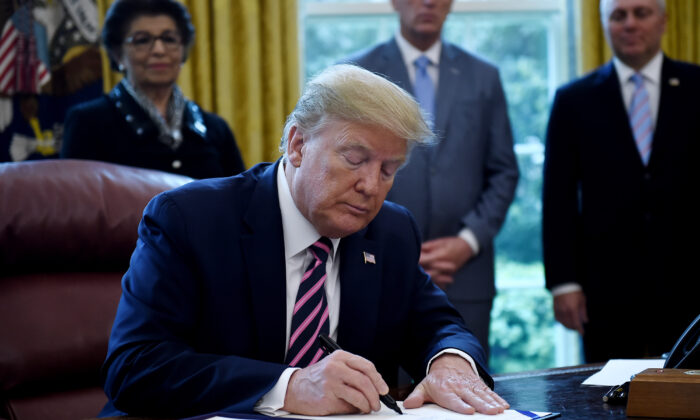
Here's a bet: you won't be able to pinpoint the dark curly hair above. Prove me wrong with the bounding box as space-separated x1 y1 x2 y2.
102 0 195 71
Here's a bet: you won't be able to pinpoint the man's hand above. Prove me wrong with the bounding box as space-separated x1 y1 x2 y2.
404 354 509 415
553 291 587 335
282 350 389 415
420 237 474 289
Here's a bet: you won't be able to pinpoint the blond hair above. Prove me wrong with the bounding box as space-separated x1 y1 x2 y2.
280 64 434 156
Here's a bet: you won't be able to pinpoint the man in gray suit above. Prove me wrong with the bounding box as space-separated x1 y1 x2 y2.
345 0 519 359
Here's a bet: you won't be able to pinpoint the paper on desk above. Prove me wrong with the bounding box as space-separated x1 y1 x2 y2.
280 402 554 419
581 358 665 386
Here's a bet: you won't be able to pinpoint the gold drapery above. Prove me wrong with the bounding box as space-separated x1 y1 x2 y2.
97 0 299 166
578 0 700 74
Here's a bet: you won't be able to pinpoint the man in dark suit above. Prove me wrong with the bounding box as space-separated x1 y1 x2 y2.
343 0 519 359
543 0 700 363
100 64 509 418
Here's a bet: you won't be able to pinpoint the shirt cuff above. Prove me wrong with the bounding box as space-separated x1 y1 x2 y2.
551 282 582 297
254 367 299 416
426 348 479 378
458 228 480 255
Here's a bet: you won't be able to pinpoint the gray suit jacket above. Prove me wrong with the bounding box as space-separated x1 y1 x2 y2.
345 38 518 302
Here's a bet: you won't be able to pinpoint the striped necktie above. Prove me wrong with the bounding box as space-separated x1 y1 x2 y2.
628 73 654 165
413 55 435 125
285 237 332 367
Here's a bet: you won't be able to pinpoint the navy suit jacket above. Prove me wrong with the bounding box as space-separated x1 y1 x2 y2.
542 57 700 358
100 161 491 418
345 39 518 303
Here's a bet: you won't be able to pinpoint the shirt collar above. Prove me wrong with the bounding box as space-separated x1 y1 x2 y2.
395 30 442 68
276 161 338 260
613 50 663 86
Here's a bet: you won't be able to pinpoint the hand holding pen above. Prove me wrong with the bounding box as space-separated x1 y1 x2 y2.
319 334 403 415
281 334 402 415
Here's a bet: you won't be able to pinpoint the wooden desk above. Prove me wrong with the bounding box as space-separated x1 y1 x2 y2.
493 364 669 419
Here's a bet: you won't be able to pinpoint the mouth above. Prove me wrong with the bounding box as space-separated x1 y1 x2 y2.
416 13 437 23
344 203 370 215
148 63 171 70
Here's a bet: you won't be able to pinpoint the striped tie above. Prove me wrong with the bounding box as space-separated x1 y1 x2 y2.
628 73 653 165
285 237 332 367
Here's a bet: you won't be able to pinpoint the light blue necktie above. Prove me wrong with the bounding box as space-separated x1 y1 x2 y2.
628 73 653 165
413 56 435 125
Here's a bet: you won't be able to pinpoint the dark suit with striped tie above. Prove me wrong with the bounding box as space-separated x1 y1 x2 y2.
543 56 700 362
99 160 491 417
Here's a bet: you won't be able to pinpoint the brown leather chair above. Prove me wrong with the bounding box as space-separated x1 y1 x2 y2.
0 159 193 420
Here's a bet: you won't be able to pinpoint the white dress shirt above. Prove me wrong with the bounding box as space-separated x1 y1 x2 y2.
394 31 480 255
551 52 663 298
255 162 478 415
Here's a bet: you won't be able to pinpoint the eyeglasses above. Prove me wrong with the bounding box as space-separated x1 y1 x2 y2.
124 32 183 52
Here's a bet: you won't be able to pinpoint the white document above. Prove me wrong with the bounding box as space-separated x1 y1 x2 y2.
581 358 665 386
280 402 554 419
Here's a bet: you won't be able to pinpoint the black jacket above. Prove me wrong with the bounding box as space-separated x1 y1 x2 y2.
61 83 245 179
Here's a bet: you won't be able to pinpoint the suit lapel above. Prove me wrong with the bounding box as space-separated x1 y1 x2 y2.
378 39 412 94
241 161 288 363
650 56 679 168
596 62 646 167
434 42 461 144
336 229 381 355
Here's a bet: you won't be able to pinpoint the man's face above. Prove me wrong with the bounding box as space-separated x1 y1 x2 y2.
286 119 408 239
603 0 666 69
392 0 453 47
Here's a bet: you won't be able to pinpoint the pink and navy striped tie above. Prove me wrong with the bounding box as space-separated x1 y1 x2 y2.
285 237 332 367
628 73 654 165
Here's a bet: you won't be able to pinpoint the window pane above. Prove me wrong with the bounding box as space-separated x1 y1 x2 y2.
303 15 396 78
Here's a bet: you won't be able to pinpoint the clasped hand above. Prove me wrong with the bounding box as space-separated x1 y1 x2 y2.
283 351 509 416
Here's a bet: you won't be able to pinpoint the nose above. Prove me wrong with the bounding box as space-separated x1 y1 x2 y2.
622 14 640 29
151 38 167 53
355 164 382 196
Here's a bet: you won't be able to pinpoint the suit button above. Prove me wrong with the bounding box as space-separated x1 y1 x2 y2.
172 160 182 169
136 127 144 135
115 101 122 108
126 114 134 122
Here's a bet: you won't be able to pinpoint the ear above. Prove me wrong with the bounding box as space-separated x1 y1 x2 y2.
287 125 305 168
109 48 124 71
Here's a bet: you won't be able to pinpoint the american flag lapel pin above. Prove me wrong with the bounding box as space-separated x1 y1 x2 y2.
363 251 376 264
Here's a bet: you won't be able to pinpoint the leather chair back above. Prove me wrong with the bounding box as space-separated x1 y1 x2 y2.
0 159 193 420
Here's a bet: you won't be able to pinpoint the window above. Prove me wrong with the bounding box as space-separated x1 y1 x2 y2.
300 0 582 373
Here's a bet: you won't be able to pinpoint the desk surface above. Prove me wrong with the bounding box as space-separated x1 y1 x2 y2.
493 363 669 420
105 364 674 419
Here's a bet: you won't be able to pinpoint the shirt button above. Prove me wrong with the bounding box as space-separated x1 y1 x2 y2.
172 160 182 169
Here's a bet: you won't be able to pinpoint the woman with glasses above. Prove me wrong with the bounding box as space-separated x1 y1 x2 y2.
61 0 245 179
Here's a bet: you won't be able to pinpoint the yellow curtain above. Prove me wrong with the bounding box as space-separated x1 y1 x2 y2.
578 0 700 74
97 0 299 167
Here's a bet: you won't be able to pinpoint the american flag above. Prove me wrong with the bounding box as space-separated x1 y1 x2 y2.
0 2 50 96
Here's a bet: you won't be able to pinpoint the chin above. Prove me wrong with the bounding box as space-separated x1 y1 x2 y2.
322 220 370 239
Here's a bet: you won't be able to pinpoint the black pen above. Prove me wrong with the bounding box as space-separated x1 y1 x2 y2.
602 381 630 404
318 333 403 415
